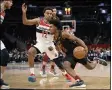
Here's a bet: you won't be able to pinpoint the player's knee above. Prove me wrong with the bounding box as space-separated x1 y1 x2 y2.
43 53 49 62
28 47 36 56
0 49 9 66
53 58 64 69
63 61 71 69
28 50 33 56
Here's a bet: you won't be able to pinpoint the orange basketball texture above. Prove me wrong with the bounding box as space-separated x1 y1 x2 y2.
73 46 86 59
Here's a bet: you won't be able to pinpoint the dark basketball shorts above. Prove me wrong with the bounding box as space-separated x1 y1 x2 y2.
63 54 88 69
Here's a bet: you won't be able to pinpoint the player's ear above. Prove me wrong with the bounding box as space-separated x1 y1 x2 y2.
44 13 45 16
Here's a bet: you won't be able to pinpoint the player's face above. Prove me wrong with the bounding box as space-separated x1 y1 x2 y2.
49 24 57 34
44 10 53 21
4 0 13 9
52 9 57 16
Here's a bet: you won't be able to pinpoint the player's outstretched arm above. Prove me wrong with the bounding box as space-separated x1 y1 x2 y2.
62 31 88 54
22 3 39 26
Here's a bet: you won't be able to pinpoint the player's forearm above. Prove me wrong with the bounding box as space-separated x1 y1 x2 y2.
75 37 88 49
22 12 27 24
22 12 30 25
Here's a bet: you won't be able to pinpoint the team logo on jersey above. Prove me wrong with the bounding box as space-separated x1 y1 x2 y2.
36 18 50 31
36 24 49 31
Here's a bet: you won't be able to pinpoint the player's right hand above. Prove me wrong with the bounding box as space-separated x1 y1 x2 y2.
22 3 27 13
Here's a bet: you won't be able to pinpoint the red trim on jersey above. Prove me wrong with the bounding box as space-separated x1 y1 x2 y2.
0 11 5 17
39 18 50 27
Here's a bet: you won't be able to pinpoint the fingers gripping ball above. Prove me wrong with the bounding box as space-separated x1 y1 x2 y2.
73 46 86 59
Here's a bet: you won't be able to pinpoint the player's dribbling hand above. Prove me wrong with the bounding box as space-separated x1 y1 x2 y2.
22 3 27 13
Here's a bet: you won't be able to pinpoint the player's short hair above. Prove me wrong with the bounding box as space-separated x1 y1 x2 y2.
0 0 3 2
0 0 12 2
43 7 53 13
52 7 56 10
1 0 12 1
49 18 62 30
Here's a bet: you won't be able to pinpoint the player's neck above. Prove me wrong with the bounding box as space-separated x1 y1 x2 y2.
54 30 59 38
43 17 49 23
1 2 6 11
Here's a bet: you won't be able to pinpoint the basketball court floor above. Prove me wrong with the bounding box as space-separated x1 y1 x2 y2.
3 61 110 89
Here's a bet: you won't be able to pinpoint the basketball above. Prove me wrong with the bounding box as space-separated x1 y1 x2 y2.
73 46 86 59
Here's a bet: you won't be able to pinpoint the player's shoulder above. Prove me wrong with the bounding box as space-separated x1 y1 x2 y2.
34 17 43 24
38 17 44 20
33 16 42 21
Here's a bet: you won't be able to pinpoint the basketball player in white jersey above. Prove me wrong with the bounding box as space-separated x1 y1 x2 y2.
0 0 13 89
22 3 59 82
40 7 60 77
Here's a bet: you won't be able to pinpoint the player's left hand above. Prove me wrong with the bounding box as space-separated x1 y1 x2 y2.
22 3 27 13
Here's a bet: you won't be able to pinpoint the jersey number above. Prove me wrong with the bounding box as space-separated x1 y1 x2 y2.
42 31 48 38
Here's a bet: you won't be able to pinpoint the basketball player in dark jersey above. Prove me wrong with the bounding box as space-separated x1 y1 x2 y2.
51 7 73 80
48 19 107 87
0 0 13 89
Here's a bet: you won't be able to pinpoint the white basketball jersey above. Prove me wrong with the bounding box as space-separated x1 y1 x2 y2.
36 17 53 43
34 18 58 59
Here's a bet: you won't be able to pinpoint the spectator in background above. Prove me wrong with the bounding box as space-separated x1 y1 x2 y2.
52 7 60 20
106 47 111 61
83 36 89 45
95 47 101 58
99 49 104 59
88 47 98 61
103 49 108 60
